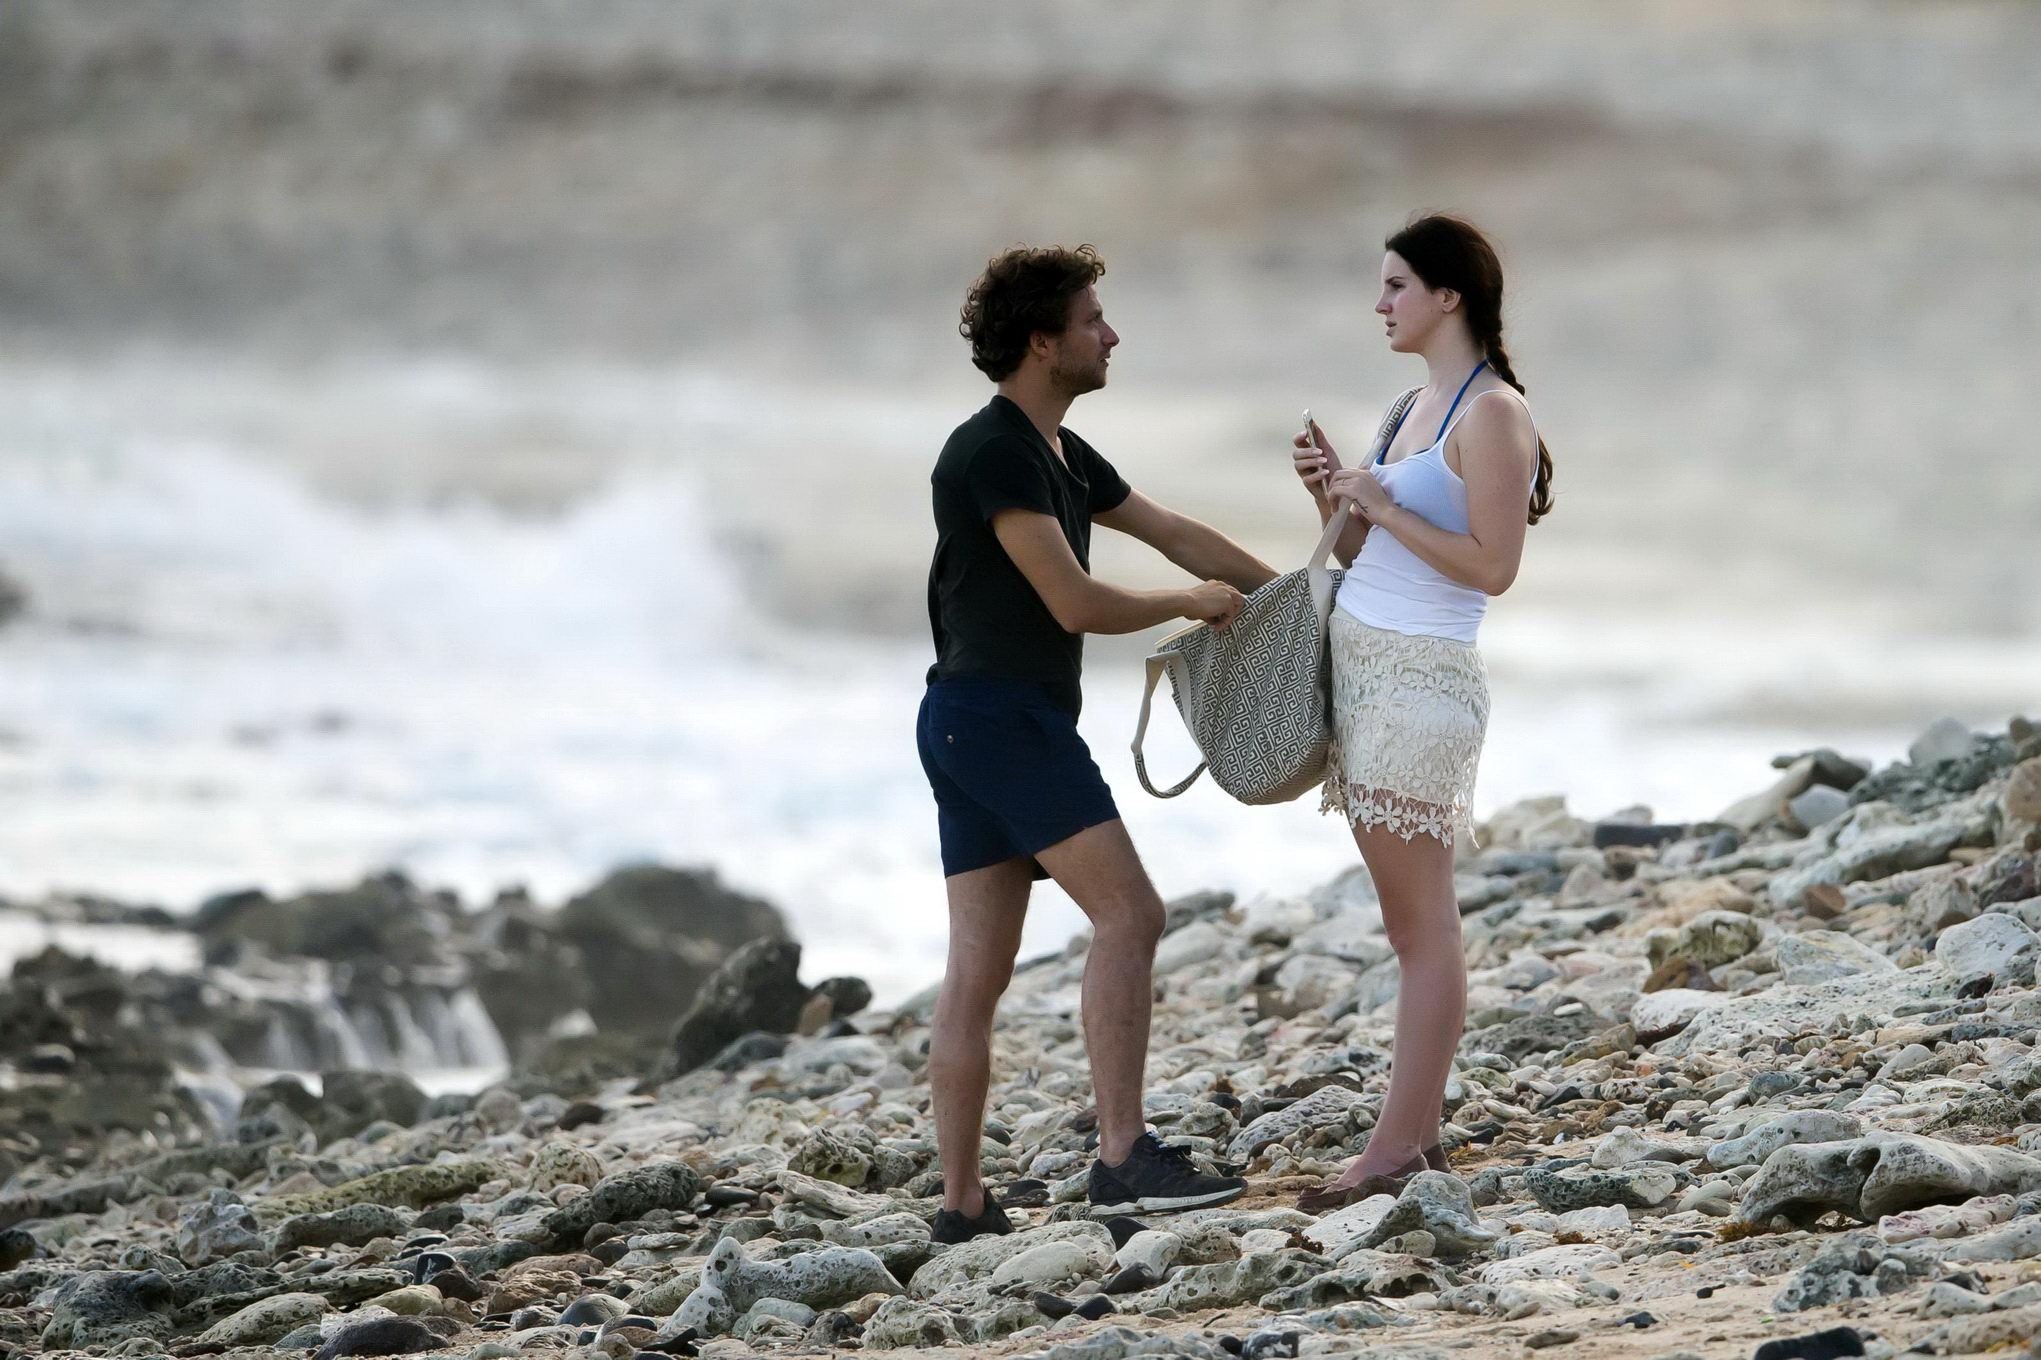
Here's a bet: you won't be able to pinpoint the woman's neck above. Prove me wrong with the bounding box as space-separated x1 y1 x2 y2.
1418 329 1488 395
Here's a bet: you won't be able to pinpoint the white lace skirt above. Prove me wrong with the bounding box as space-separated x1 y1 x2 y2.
1319 608 1489 846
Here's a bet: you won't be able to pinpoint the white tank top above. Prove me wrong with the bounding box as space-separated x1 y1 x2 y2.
1334 386 1535 643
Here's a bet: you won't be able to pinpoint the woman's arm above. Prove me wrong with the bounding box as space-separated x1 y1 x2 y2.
1325 393 1537 595
1314 490 1371 568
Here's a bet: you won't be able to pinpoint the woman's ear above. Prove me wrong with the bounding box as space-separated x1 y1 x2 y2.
1438 288 1461 315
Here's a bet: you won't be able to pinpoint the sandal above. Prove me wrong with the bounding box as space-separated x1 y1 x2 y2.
1297 1151 1426 1214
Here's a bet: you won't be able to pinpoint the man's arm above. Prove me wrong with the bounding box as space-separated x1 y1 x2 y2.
1093 490 1279 593
991 509 1242 635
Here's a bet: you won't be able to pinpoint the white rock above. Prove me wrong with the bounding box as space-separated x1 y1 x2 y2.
1629 988 1733 1038
1237 1229 1292 1254
1935 913 2040 984
988 1238 1111 1292
1153 920 1230 976
1552 1206 1630 1235
1478 1243 1620 1285
1774 930 1900 985
1910 717 1976 766
1111 1229 1182 1276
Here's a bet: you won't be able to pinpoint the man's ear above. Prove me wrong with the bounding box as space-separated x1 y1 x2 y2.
1028 329 1056 363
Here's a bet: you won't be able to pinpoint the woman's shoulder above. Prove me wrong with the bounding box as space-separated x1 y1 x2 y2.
1458 385 1536 440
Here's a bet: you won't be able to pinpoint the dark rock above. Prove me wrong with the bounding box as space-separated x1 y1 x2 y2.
1031 1291 1114 1321
1852 736 2016 811
558 1295 626 1326
22 1042 74 1073
0 1227 39 1269
707 1031 789 1073
1976 851 2038 907
406 1251 455 1284
426 1266 483 1302
414 1204 466 1233
542 1161 700 1245
559 1100 606 1130
1102 1216 1151 1249
665 939 809 1078
315 1070 426 1141
555 864 788 1040
239 1074 322 1125
1771 748 1872 790
197 872 456 965
1751 1325 1865 1360
1101 1263 1158 1295
1163 890 1235 934
810 976 873 1020
805 1309 860 1346
1460 1008 1606 1061
454 1240 545 1277
999 1177 1049 1208
0 565 25 627
311 1315 441 1359
1594 822 1688 849
175 1189 265 1266
1241 1327 1300 1359
39 1269 177 1350
514 1029 662 1096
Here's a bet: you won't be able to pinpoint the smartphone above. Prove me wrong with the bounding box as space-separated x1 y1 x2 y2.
1299 408 1316 449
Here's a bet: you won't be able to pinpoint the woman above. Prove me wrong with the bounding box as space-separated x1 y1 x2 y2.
1291 214 1554 1212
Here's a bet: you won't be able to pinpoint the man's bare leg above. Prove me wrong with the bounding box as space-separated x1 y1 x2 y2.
928 856 1034 1216
1034 819 1166 1166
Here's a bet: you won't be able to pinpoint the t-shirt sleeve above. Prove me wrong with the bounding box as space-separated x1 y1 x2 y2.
961 435 1057 524
1080 440 1131 515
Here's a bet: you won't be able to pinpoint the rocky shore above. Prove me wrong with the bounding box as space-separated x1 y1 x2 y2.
4 715 2041 1359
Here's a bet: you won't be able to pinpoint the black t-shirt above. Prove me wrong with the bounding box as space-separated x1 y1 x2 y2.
926 395 1132 716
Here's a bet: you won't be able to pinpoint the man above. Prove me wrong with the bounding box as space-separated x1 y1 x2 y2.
919 244 1278 1243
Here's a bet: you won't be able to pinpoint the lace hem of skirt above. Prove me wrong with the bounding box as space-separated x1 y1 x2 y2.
1318 777 1466 846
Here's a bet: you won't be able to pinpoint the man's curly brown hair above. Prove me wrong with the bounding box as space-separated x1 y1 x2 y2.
958 245 1106 381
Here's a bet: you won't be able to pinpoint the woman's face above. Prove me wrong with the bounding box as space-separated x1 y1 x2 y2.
1375 251 1454 353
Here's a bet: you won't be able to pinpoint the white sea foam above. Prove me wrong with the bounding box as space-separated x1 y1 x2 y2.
0 418 2032 1006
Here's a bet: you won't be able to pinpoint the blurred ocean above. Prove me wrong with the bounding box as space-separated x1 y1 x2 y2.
1 1 2037 1004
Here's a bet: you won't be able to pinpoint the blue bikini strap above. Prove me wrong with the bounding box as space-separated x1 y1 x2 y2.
1434 360 1489 442
1374 360 1488 465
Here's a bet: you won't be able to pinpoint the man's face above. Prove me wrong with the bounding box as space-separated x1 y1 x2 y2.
1045 286 1118 395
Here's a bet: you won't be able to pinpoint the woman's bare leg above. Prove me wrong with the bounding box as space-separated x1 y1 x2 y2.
1326 816 1465 1187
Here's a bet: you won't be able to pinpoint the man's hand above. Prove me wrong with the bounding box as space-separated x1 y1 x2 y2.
1293 418 1342 496
1184 580 1246 630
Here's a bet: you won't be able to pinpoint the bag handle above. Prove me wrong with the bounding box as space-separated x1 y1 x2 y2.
1130 386 1424 799
1310 384 1422 575
1132 652 1205 797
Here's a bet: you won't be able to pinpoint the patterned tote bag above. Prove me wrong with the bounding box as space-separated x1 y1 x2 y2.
1130 388 1420 804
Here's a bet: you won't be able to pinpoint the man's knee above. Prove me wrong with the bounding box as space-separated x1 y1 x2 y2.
937 950 1017 1020
1090 891 1165 952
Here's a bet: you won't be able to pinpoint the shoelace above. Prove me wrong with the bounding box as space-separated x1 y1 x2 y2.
1139 1135 1201 1174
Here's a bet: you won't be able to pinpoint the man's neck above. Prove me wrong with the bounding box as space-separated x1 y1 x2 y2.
995 373 1075 449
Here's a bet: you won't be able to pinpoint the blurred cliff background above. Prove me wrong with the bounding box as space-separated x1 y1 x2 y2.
1 1 2037 1102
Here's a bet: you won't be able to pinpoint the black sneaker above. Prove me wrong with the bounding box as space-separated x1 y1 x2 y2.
931 1187 1015 1244
1087 1132 1247 1215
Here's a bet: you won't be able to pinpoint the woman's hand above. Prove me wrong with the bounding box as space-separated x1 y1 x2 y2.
1292 418 1342 497
1325 466 1394 522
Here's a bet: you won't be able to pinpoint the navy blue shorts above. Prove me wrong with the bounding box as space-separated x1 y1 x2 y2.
916 676 1121 880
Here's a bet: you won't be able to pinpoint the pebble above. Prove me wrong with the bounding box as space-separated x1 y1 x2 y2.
9 714 2041 1357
